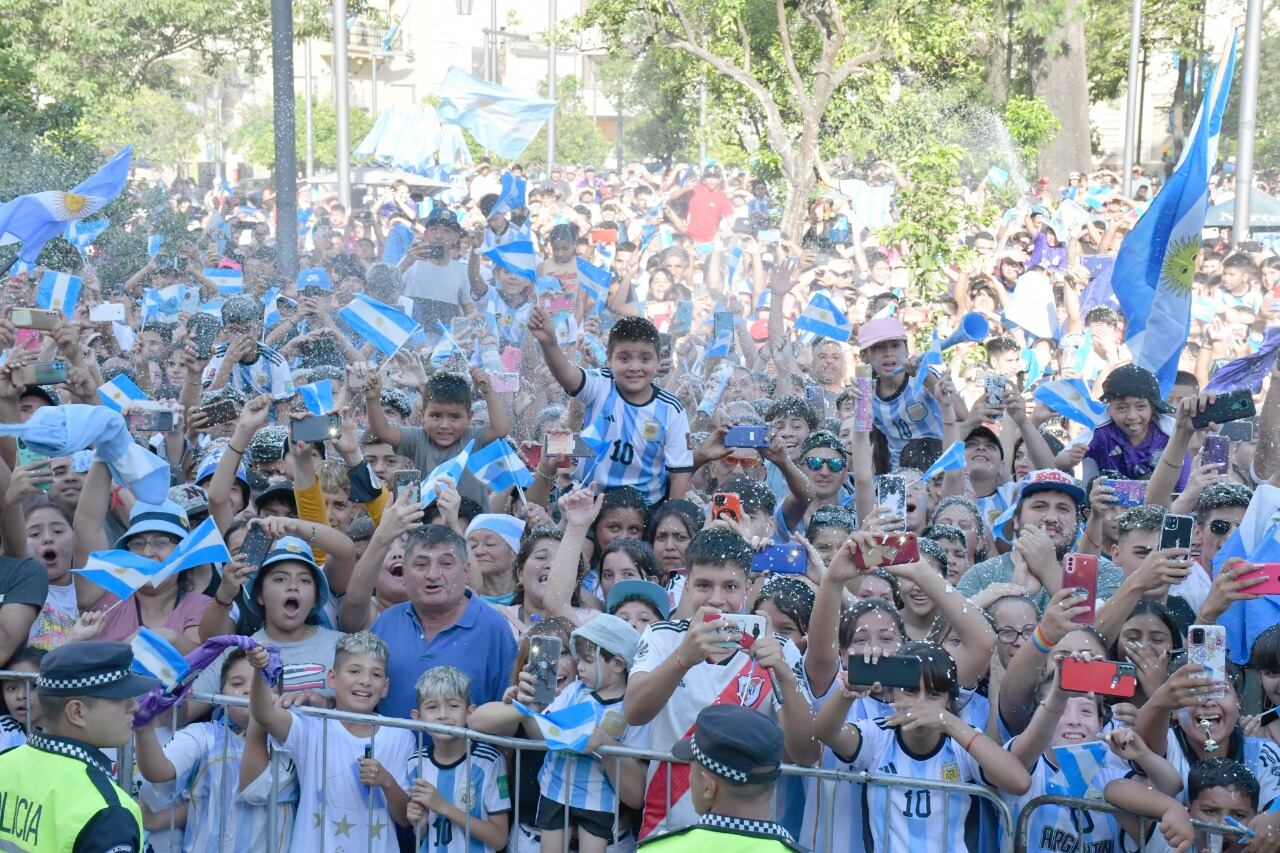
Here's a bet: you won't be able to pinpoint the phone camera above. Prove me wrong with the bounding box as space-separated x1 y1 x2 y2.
1165 517 1178 529
1191 628 1204 644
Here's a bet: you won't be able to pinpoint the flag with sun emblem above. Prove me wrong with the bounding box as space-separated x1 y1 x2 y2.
1113 31 1237 396
0 146 132 264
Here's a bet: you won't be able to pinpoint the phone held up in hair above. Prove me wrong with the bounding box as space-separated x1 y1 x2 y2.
847 654 922 690
526 635 563 706
394 469 421 504
1237 563 1280 596
1061 553 1098 624
16 360 67 386
11 308 61 331
1059 658 1137 698
875 475 907 530
1101 479 1146 508
197 399 238 427
724 426 769 449
1201 435 1230 474
711 492 743 524
1187 624 1227 699
705 612 768 650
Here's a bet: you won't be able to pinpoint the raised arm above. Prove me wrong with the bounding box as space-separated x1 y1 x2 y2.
890 559 996 688
339 493 423 632
207 394 271 531
805 538 859 698
997 587 1091 735
527 305 581 394
246 643 292 744
72 461 114 610
469 366 509 444
543 487 601 622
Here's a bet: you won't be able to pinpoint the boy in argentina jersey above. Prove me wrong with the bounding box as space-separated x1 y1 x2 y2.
857 317 945 467
405 666 510 853
813 642 1032 853
529 311 692 505
624 529 818 839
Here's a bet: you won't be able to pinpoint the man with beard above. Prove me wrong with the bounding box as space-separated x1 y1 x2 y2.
956 469 1124 611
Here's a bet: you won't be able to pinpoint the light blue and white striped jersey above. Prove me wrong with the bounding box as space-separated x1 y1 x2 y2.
536 680 650 816
871 376 944 467
796 694 892 851
406 741 511 853
487 291 532 350
844 717 989 853
0 715 25 751
976 482 1018 532
572 368 694 505
143 721 300 852
1002 736 1129 853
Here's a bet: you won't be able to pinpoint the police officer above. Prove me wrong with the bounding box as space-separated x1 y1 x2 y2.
641 704 804 852
0 641 159 853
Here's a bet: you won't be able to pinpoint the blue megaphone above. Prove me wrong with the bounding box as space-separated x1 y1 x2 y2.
940 312 990 350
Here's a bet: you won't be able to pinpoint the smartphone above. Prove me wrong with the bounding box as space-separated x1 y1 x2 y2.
669 301 693 336
1220 421 1255 443
423 245 446 261
526 635 562 706
17 360 67 386
394 469 421 504
711 492 743 524
1102 478 1147 508
1187 624 1227 699
847 654 922 690
1158 513 1195 551
1192 389 1256 429
1202 435 1230 474
290 413 341 443
451 316 473 340
1260 706 1280 728
984 373 1007 419
1059 658 1137 698
1062 553 1099 624
1238 563 1280 596
239 522 273 567
751 543 808 575
724 425 769 449
757 229 781 243
128 407 175 433
521 441 542 469
713 311 734 341
544 431 574 456
11 308 60 331
590 228 618 244
89 303 126 323
197 399 238 427
875 475 907 528
705 612 768 650
852 533 920 572
803 385 827 421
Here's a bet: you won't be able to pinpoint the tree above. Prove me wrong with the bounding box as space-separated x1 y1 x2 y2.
231 100 375 174
597 52 700 167
519 76 612 172
78 88 209 175
580 0 995 239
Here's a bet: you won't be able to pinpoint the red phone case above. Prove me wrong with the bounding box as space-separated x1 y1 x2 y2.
1238 563 1280 596
521 441 542 469
711 493 743 524
1060 658 1137 697
1062 553 1099 624
853 533 920 572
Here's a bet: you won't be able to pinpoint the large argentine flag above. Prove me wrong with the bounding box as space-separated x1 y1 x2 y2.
436 67 558 160
1113 30 1238 395
338 294 421 356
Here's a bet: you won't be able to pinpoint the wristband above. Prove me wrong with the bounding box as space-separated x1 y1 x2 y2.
227 444 246 456
213 592 234 608
1161 455 1182 469
674 650 694 670
963 730 981 753
1031 626 1053 654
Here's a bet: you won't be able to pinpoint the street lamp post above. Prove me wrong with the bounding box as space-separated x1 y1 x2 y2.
547 0 556 172
1234 0 1262 244
270 0 298 279
333 0 351 208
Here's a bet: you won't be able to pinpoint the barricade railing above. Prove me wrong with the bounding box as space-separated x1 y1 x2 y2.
0 669 1020 852
1014 793 1248 853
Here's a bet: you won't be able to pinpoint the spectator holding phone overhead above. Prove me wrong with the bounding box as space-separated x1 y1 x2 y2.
397 207 478 329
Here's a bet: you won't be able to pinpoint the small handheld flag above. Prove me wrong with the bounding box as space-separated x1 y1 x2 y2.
131 627 192 690
1034 379 1107 428
1046 742 1109 799
297 380 337 416
148 517 233 587
98 374 149 412
512 700 598 752
922 441 967 480
468 439 534 493
65 219 109 251
338 294 421 357
421 440 474 503
35 271 82 318
795 293 852 343
73 551 162 602
490 172 527 217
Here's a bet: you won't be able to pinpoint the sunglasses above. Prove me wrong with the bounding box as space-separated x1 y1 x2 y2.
721 456 761 469
803 456 847 473
1209 519 1241 536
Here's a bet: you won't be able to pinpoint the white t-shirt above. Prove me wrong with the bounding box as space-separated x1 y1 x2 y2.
271 713 416 853
27 580 77 650
630 619 811 838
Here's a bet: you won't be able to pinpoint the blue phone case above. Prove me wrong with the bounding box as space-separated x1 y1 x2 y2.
751 543 808 574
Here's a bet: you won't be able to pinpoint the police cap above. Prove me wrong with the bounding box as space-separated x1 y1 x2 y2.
37 641 160 699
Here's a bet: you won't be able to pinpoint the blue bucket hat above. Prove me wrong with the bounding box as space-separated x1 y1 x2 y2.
241 535 331 620
115 499 190 550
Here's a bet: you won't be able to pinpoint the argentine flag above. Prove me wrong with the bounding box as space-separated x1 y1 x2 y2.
35 271 82 318
73 550 161 601
483 239 538 282
1047 742 1110 799
909 331 944 396
1113 30 1238 395
149 517 232 586
338 294 420 356
131 627 191 690
0 146 132 263
297 379 337 416
205 267 244 295
147 235 163 257
98 374 149 412
576 257 611 312
795 293 852 343
490 172 527 217
65 218 109 251
1034 379 1107 428
468 439 534 493
143 284 185 324
512 700 597 752
923 440 968 479
421 439 474 503
436 66 557 160
263 286 283 328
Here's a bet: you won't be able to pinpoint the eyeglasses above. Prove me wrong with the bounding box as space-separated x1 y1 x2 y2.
996 626 1038 644
127 534 180 554
721 456 761 469
803 456 847 473
1209 519 1241 536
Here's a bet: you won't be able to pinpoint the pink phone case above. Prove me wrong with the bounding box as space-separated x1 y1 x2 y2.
1238 563 1280 596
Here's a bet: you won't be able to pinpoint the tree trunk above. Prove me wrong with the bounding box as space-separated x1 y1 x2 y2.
1170 55 1189 162
1028 9 1091 184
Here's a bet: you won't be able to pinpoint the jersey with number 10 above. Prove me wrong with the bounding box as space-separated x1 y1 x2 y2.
871 375 943 467
571 367 694 505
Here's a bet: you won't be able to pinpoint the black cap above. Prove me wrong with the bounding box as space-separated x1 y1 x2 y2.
254 479 297 513
672 705 783 784
964 425 1005 458
37 641 159 699
1101 363 1173 413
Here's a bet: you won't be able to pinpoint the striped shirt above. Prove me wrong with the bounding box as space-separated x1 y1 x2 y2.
571 368 694 505
1001 736 1128 853
0 715 25 751
871 376 944 467
203 341 295 401
537 681 649 816
406 741 511 853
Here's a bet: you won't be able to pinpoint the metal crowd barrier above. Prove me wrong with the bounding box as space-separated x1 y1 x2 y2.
1014 794 1248 853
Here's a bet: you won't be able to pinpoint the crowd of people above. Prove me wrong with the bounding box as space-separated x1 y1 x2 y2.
0 153 1279 853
